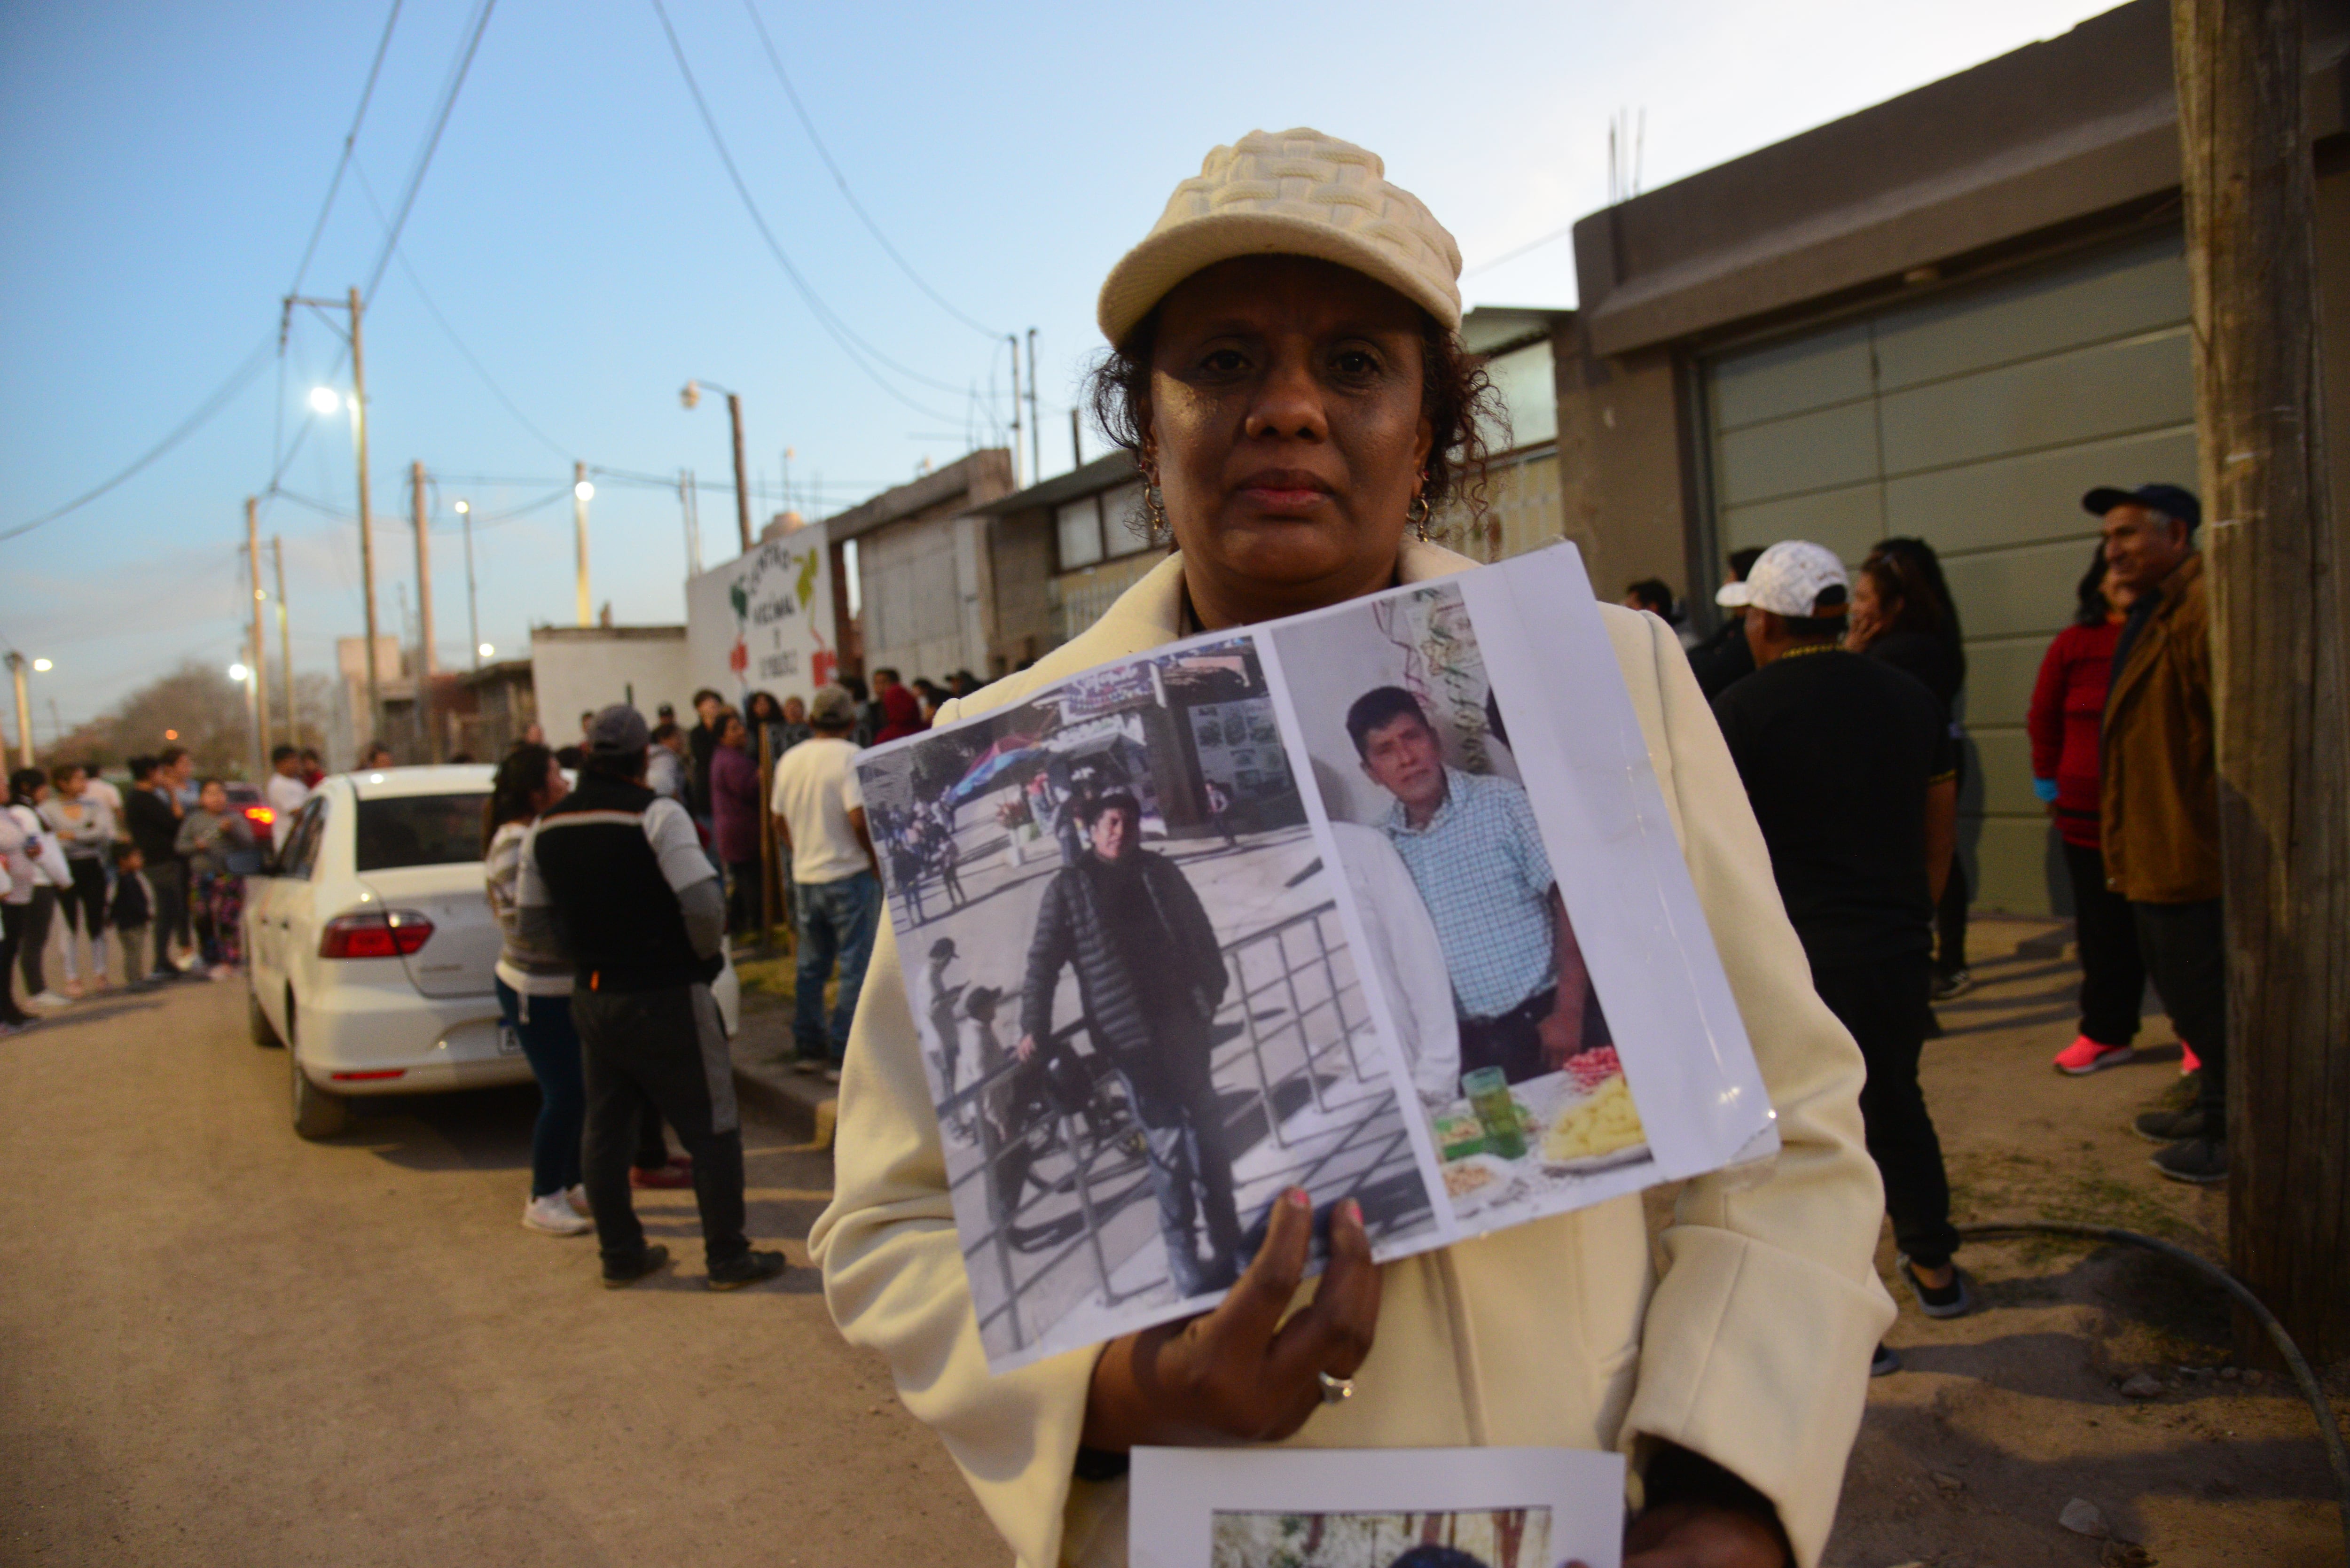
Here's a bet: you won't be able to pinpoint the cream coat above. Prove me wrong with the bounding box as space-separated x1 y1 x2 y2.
810 543 1895 1568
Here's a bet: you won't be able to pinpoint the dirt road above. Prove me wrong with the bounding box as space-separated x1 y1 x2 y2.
0 972 998 1567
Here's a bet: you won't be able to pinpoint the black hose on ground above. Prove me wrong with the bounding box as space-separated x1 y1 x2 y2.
1954 1219 2350 1553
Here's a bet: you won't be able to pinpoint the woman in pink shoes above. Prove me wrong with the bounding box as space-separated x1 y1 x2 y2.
2031 545 2181 1076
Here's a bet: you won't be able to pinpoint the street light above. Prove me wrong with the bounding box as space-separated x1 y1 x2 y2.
573 479 595 502
307 386 342 415
478 642 495 660
31 658 51 672
682 377 754 554
228 662 250 682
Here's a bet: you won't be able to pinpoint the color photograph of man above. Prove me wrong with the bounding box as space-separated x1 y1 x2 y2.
1345 685 1608 1087
1017 791 1241 1297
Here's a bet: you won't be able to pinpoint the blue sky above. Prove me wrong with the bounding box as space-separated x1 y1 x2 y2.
0 0 2117 735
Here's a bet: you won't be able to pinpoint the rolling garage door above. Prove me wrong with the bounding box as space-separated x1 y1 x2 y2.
1704 233 2197 916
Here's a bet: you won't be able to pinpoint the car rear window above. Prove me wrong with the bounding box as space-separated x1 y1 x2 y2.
354 794 488 871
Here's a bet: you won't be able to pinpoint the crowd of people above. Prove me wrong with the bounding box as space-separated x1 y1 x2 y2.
1620 482 2227 1372
0 742 334 1034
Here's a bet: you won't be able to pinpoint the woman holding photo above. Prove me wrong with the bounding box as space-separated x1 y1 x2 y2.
813 130 1892 1568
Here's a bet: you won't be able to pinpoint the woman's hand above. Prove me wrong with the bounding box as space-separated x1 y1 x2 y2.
1080 1187 1379 1450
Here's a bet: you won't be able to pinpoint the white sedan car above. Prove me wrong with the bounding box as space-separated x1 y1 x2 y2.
244 764 739 1138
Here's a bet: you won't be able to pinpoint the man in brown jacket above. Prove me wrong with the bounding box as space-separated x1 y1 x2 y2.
2089 482 2225 1185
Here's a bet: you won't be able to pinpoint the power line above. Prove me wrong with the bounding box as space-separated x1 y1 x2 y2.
288 0 406 299
647 0 965 423
361 0 499 303
738 0 999 341
0 335 277 545
351 160 573 462
1460 219 1577 280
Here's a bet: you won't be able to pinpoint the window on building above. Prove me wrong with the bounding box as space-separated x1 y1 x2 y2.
1057 495 1104 569
1056 482 1151 571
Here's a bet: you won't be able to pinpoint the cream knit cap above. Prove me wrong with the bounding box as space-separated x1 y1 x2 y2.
1097 128 1463 346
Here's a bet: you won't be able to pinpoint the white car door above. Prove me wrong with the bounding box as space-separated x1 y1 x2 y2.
258 792 329 1037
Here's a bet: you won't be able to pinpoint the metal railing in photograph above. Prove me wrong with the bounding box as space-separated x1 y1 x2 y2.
947 897 1379 1354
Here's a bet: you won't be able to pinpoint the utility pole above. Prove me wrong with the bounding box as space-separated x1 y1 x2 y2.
1006 334 1024 488
246 497 271 767
2173 0 2350 1365
411 461 440 761
728 395 752 553
572 461 593 627
273 537 294 745
1026 328 1041 485
456 500 481 671
679 469 702 574
1070 407 1083 471
7 653 30 768
349 287 381 742
285 288 379 740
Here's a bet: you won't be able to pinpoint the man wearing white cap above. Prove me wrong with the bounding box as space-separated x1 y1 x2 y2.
1712 541 1970 1372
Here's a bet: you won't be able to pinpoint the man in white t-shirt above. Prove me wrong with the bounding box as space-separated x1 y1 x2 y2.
264 745 313 819
769 684 876 1082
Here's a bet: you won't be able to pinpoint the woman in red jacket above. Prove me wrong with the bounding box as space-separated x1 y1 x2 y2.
2031 545 2166 1075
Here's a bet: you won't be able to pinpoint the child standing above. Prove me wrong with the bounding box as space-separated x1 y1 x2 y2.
109 843 152 989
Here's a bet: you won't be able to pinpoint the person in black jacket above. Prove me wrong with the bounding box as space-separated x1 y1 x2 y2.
517 704 786 1293
121 754 188 981
1015 791 1239 1297
1688 546 1763 700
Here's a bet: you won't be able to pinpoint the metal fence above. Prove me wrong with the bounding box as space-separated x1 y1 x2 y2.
946 899 1381 1355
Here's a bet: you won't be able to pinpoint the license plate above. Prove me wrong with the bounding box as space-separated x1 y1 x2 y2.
496 1022 524 1057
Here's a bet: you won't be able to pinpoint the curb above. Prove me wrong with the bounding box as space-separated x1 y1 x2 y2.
729 999 838 1150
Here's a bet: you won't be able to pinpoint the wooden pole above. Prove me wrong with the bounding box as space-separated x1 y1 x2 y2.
758 722 780 944
246 497 271 769
273 537 295 746
349 286 382 749
728 394 752 554
411 460 440 762
2172 0 2350 1362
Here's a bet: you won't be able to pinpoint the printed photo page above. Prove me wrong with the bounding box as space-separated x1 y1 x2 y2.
854 543 1773 1373
1130 1445 1626 1568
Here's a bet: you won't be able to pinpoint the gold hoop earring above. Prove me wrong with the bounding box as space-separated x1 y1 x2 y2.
1143 460 1170 541
1406 492 1432 542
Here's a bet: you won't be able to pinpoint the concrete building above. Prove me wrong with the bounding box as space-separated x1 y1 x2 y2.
823 449 1018 684
960 451 1155 658
1449 306 1573 568
528 625 694 750
1551 0 2350 914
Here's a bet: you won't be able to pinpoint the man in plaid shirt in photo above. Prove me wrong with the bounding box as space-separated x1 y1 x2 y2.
1348 686 1609 1087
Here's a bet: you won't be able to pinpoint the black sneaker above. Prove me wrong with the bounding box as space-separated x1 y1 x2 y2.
2134 1107 2209 1144
705 1249 789 1291
601 1243 671 1288
2152 1139 2228 1186
1897 1256 1974 1319
1871 1344 1902 1377
1931 969 1973 1002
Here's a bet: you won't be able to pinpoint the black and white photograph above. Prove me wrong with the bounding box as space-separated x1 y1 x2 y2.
1266 580 1655 1226
857 633 1441 1370
1207 1506 1547 1568
1131 1446 1623 1568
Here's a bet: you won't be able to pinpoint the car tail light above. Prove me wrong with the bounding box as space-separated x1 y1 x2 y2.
331 1069 407 1082
318 909 434 959
244 805 275 826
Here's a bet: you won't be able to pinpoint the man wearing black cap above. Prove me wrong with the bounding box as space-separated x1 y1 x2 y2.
2086 482 2227 1184
517 703 787 1288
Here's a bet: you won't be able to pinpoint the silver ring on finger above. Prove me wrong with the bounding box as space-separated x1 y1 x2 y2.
1316 1371 1355 1405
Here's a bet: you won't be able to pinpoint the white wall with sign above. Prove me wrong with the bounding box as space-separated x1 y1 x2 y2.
684 523 839 712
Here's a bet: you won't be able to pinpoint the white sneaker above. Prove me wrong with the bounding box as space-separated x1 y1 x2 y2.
523 1193 593 1235
567 1184 591 1216
26 991 73 1011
